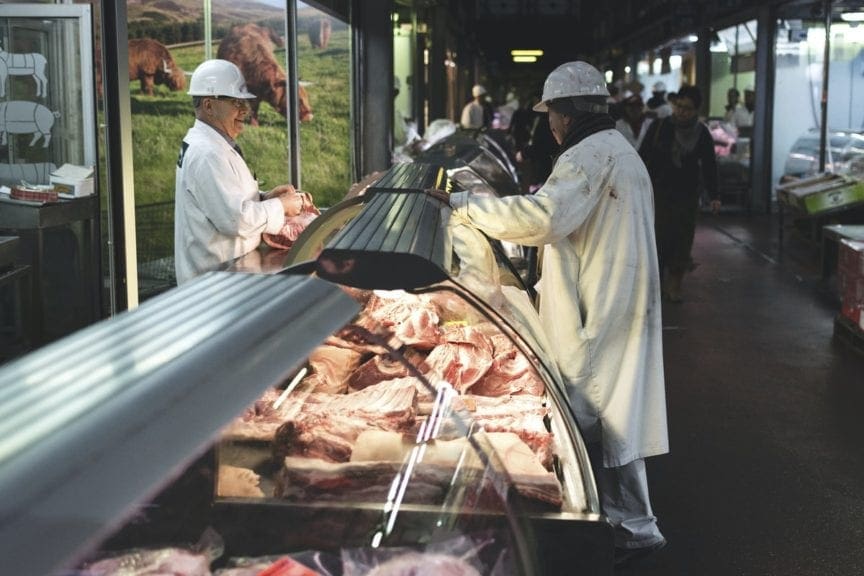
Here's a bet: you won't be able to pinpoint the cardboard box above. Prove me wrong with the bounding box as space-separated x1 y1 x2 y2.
50 164 94 197
838 239 864 277
777 173 864 215
841 302 863 325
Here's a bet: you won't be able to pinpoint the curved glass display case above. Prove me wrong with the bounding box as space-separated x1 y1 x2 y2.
0 162 613 576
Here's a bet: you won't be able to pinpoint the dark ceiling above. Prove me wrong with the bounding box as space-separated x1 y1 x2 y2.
464 0 850 77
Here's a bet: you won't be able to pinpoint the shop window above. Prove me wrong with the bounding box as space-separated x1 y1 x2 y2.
772 19 864 191
296 1 352 208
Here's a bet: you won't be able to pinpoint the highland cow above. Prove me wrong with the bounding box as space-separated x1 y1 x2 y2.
228 23 284 50
128 38 186 96
308 18 332 50
217 24 313 126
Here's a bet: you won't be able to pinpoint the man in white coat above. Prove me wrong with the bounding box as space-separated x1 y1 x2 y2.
175 59 311 284
446 61 669 567
460 84 488 130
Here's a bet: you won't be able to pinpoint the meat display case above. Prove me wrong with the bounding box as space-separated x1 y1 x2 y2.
0 161 614 575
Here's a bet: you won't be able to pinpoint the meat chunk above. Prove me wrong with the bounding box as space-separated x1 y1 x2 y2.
423 325 494 393
262 206 320 250
272 380 418 461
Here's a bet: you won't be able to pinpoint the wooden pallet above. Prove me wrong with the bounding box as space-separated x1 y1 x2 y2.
834 314 864 356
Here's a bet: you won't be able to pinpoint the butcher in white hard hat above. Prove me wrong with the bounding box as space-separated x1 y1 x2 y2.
174 59 312 284
647 80 673 118
447 61 669 567
460 84 490 130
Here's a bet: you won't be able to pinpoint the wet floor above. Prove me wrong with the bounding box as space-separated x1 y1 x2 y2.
618 211 864 575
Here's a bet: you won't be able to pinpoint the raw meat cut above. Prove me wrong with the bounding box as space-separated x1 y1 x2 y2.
272 381 418 461
471 333 545 396
423 325 494 393
263 206 320 250
347 348 428 390
299 344 364 394
274 457 454 504
349 430 562 507
83 548 211 575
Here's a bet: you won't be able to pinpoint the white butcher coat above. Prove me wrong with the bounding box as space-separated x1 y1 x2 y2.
174 120 285 284
450 129 668 467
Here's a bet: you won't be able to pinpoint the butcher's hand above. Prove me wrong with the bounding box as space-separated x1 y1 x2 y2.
279 190 313 217
263 183 296 200
424 187 451 206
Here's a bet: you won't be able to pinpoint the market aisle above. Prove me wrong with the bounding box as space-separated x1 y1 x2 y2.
620 216 864 575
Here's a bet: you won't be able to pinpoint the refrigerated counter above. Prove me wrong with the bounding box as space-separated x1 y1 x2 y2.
0 162 614 575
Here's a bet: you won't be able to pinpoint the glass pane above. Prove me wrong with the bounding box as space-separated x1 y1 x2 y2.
772 20 825 189
769 19 864 188
707 21 756 209
0 15 87 186
129 4 293 300
297 2 352 208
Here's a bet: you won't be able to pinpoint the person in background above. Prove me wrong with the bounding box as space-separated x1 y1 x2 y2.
738 86 756 137
606 81 624 121
495 90 519 130
442 61 669 569
646 81 673 119
724 86 753 133
615 91 653 150
638 84 720 303
175 59 311 285
460 84 489 130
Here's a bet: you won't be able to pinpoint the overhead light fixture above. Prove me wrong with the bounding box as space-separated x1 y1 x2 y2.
841 12 864 22
511 49 544 57
513 56 538 63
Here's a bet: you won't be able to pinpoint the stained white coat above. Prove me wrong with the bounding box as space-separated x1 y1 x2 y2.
450 128 668 467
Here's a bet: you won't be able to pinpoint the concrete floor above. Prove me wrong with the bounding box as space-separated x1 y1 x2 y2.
619 212 864 575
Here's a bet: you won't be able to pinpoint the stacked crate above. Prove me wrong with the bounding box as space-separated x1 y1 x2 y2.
838 239 864 331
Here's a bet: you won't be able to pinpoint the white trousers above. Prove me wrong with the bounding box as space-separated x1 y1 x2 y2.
591 452 666 549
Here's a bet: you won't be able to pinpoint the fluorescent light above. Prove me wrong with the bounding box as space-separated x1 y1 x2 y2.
511 49 544 57
841 12 864 22
513 56 538 63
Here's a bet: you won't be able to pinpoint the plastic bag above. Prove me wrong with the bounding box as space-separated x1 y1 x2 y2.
341 531 515 576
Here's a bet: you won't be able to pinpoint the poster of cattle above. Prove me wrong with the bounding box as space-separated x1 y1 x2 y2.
124 1 351 212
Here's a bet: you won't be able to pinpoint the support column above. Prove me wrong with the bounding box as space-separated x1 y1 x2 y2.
353 0 394 178
752 5 777 213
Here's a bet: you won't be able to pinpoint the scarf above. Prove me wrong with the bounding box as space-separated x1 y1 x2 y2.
671 116 700 168
555 112 616 162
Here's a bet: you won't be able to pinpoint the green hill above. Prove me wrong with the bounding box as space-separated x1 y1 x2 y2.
127 0 282 25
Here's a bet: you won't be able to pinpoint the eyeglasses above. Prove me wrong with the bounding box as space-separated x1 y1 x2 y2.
213 97 252 112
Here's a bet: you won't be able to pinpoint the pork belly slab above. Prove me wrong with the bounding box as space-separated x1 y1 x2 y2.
275 457 454 504
272 381 418 461
223 379 417 445
348 430 562 508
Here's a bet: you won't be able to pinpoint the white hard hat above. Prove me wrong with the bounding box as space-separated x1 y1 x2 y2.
533 61 609 112
653 81 667 92
187 59 255 99
472 84 487 97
